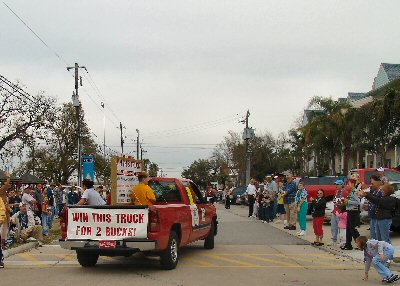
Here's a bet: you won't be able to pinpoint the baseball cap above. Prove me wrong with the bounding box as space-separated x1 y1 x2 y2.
377 167 385 172
334 180 345 185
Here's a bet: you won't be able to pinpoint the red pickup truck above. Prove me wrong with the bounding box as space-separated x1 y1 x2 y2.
59 177 218 270
301 176 347 202
349 168 400 187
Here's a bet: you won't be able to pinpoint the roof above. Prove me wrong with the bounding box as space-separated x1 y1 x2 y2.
382 63 400 82
347 92 366 101
366 77 400 98
350 96 373 108
0 170 21 182
19 173 46 184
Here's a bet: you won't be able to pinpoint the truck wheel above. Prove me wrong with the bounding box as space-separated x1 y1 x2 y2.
76 251 99 267
204 221 215 249
160 231 179 270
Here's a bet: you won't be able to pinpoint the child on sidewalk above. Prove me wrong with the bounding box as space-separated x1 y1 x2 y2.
41 195 51 236
335 205 347 248
356 236 400 283
310 189 326 246
275 181 286 224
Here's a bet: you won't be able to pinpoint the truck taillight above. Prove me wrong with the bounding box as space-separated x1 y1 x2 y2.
149 209 160 232
60 206 68 239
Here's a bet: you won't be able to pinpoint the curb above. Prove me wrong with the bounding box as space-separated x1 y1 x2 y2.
3 242 38 258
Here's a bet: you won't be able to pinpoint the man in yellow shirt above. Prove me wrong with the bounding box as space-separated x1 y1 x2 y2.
131 172 156 206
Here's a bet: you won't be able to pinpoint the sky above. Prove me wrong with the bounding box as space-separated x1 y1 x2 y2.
1 0 400 177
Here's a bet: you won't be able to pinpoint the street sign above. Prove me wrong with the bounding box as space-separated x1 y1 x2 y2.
82 155 94 181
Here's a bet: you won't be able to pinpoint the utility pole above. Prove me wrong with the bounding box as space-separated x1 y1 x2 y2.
140 144 147 161
242 110 253 186
119 122 125 154
67 63 87 187
136 129 140 160
101 102 106 186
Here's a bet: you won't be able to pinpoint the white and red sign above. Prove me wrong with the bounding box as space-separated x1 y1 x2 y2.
116 158 142 204
67 208 148 240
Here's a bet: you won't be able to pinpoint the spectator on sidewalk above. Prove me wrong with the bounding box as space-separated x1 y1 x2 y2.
335 205 347 248
356 236 399 283
32 184 44 218
295 182 308 236
47 183 56 229
245 179 257 218
54 184 67 217
41 196 52 236
358 184 396 244
225 189 233 209
275 181 286 224
342 179 360 250
310 189 326 245
328 180 346 246
67 186 80 205
0 172 11 268
283 174 297 230
21 186 37 213
8 190 21 216
10 203 43 245
264 175 278 219
367 175 382 240
377 167 389 185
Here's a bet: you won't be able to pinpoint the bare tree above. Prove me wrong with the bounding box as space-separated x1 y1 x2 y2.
0 75 55 156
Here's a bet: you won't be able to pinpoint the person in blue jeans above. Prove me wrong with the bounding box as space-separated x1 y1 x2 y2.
329 180 346 245
368 175 382 240
41 196 51 236
357 236 399 283
359 184 396 244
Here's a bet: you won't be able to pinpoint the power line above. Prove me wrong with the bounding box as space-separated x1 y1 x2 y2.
3 2 123 138
135 112 244 138
2 2 70 67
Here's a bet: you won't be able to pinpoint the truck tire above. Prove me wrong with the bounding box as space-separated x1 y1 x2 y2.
76 251 99 267
204 221 215 249
160 231 179 270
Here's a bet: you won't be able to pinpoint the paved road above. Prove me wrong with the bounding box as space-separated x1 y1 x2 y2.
1 204 381 286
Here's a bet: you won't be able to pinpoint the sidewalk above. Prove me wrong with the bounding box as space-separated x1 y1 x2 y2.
222 203 400 268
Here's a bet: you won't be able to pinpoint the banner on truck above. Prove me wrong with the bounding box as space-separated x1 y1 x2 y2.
111 155 143 205
67 207 148 240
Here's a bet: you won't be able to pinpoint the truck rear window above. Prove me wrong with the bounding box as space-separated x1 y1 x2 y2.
149 181 182 202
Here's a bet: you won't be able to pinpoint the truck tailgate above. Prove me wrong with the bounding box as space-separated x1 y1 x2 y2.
60 205 156 252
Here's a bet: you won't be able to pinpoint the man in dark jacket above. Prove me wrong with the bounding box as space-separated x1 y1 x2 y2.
368 175 382 240
359 184 396 244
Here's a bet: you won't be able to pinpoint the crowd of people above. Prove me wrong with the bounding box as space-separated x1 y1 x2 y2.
239 168 400 283
0 176 108 268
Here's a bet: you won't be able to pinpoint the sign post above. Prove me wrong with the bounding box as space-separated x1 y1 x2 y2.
111 155 143 205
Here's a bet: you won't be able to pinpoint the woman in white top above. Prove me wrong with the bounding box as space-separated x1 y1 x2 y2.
77 179 105 206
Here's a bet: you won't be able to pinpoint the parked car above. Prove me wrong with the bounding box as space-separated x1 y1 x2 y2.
232 186 246 205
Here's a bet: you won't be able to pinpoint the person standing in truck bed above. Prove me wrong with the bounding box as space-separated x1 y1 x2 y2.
131 172 156 206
